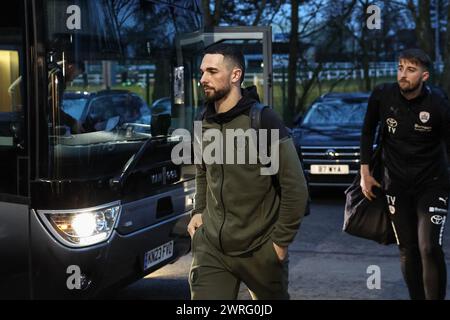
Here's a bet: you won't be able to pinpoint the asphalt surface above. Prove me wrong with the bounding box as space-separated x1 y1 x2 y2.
116 188 450 300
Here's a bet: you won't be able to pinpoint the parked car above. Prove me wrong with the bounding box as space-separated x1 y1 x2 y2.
61 91 93 121
292 92 371 187
62 90 152 133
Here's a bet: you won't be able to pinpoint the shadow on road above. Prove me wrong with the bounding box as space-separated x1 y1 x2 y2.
309 186 347 202
115 277 190 300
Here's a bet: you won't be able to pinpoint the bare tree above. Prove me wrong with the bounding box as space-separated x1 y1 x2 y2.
441 2 450 94
340 0 375 91
286 0 300 124
404 0 450 88
221 0 287 26
202 0 222 28
105 0 136 29
104 0 139 51
407 0 434 58
291 0 357 118
359 0 371 91
202 0 286 27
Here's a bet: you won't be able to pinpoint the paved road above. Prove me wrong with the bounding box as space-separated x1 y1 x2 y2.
116 188 450 300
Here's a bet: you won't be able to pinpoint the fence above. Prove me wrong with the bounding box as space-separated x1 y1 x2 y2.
71 62 445 86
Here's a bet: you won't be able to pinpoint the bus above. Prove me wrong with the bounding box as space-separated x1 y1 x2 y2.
0 0 203 299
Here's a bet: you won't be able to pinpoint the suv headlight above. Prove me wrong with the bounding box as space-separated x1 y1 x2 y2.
37 202 121 247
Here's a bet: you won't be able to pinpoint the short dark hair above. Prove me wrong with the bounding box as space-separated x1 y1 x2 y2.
203 43 245 84
398 48 432 71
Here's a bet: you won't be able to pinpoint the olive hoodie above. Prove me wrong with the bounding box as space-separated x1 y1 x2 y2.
192 86 309 256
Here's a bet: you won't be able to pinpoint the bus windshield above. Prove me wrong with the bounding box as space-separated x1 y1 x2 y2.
44 0 202 179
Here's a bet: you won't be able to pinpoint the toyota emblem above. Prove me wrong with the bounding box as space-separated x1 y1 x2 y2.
326 149 337 159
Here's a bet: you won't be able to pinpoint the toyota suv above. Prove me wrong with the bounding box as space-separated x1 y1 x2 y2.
292 92 370 187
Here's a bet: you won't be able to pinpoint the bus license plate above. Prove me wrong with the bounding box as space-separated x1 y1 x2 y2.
143 240 174 270
310 164 349 175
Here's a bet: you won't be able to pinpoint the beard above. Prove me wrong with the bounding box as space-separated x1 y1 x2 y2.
398 79 422 94
203 84 231 103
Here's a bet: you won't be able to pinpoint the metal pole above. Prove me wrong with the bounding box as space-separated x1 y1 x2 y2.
146 69 150 105
282 65 286 117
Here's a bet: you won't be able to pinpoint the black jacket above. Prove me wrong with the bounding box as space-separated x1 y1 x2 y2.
360 83 450 190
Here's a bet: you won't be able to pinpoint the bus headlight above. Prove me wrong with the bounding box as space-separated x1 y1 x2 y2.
71 213 98 238
39 203 121 247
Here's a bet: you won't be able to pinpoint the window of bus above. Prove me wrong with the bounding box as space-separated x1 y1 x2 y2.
0 9 25 196
44 0 202 179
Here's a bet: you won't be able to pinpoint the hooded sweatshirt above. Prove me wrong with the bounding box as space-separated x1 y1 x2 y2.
192 86 309 256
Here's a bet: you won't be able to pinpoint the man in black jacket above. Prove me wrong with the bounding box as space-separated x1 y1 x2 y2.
360 48 450 300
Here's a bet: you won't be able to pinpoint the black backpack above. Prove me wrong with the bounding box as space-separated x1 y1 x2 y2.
199 102 311 216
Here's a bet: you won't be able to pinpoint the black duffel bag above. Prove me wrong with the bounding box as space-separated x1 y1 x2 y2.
343 147 396 245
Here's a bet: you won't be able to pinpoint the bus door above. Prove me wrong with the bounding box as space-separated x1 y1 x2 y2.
0 0 31 299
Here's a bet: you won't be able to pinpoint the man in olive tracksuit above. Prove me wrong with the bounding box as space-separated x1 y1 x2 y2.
187 43 309 300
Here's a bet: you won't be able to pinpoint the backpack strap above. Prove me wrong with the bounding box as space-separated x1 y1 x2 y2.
249 101 270 163
249 102 282 195
250 101 311 215
250 102 270 131
196 107 207 171
197 107 207 121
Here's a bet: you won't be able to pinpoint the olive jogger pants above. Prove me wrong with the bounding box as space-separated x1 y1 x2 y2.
189 225 289 300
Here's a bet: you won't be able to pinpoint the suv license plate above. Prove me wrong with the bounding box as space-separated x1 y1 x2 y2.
310 164 349 175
